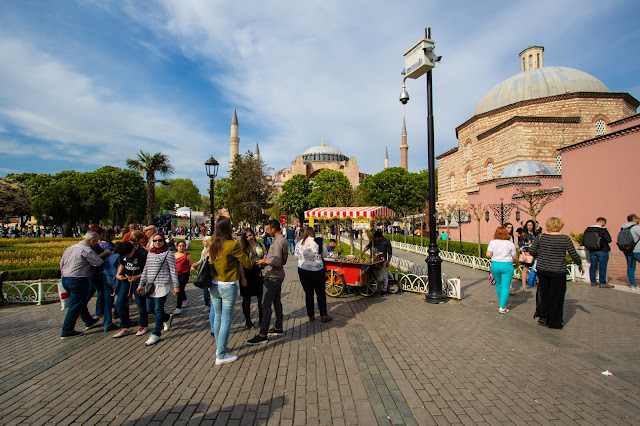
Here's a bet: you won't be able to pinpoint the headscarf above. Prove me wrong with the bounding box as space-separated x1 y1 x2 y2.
149 233 169 254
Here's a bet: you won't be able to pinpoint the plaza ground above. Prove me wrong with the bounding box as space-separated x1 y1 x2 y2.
1 246 639 425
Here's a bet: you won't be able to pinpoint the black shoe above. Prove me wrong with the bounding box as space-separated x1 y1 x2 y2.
104 324 119 332
245 322 254 330
590 282 598 286
61 330 84 339
246 334 268 345
267 328 284 336
85 318 101 330
538 317 546 326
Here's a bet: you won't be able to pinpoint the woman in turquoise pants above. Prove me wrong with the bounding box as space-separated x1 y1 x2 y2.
486 226 518 313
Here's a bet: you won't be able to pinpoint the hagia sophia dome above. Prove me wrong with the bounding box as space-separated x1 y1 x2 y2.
301 140 349 162
473 66 610 116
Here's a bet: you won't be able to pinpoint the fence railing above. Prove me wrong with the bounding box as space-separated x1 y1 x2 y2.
1 280 62 305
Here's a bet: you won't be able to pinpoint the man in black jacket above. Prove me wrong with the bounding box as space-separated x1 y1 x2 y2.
584 217 613 288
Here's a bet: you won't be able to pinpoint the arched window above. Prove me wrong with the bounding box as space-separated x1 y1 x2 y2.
528 54 533 70
522 57 525 71
556 155 562 173
467 169 472 187
487 162 493 180
537 53 540 68
466 143 471 161
595 119 605 136
450 175 455 192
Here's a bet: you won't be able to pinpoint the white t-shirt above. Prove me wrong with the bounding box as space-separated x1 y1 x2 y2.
294 238 329 271
487 239 517 262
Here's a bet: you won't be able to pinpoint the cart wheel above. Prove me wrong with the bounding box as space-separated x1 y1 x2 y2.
325 270 346 297
360 274 378 297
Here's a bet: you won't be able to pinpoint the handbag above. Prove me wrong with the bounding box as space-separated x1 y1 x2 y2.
518 252 534 263
139 254 167 297
193 258 214 289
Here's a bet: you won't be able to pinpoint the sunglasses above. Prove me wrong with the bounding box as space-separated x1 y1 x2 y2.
153 239 164 242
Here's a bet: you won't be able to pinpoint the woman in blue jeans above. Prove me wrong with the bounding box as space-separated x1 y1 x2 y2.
137 233 179 346
208 217 254 365
486 226 518 314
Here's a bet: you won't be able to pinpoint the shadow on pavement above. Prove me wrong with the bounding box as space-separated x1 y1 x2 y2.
563 298 590 325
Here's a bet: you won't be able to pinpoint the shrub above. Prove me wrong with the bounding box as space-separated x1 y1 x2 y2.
384 233 490 258
6 267 61 281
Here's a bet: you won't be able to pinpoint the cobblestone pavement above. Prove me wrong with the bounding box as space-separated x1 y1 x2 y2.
1 249 639 425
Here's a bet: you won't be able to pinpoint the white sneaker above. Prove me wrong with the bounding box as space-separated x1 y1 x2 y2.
181 301 188 308
202 306 210 313
145 334 160 346
499 307 510 314
136 327 148 336
163 314 173 332
215 354 238 365
113 328 130 338
172 308 182 315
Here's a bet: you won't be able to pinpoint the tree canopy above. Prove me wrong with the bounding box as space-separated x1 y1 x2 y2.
308 170 352 208
360 167 429 212
279 174 312 223
0 178 31 219
155 178 203 213
126 150 174 225
227 152 273 226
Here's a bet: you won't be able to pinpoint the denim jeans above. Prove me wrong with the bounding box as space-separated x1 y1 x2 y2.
146 295 170 337
490 261 514 308
209 284 238 359
115 280 138 329
298 268 328 317
589 251 609 284
176 274 189 308
288 239 295 252
102 275 116 329
86 273 104 317
627 252 640 287
259 277 284 336
61 277 94 336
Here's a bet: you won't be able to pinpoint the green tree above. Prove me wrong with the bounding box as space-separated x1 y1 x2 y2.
0 178 31 220
278 174 312 223
155 178 202 213
92 166 146 226
308 170 352 208
227 152 273 226
202 177 230 215
126 151 174 225
360 167 428 212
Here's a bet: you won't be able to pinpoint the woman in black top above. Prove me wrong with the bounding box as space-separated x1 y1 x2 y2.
530 217 583 329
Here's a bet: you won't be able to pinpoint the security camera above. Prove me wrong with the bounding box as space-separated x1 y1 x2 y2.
399 95 409 105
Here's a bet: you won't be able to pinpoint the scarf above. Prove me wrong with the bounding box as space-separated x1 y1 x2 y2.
149 233 169 254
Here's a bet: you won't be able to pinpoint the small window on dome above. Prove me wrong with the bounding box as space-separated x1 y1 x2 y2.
487 162 493 180
595 119 605 136
450 175 455 192
528 54 533 70
556 155 562 173
467 169 472 187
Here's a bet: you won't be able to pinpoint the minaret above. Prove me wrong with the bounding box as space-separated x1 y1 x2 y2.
400 112 408 171
254 139 260 161
230 106 240 169
384 145 389 169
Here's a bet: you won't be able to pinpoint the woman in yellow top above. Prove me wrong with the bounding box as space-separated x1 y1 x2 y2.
209 217 254 365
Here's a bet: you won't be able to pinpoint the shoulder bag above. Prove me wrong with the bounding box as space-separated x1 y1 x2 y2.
139 254 168 297
193 257 214 289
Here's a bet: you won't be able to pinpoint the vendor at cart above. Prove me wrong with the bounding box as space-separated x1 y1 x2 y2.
362 229 392 295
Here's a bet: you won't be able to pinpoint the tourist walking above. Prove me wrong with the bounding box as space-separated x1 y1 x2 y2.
583 217 613 287
173 240 193 315
619 214 640 290
518 220 539 292
143 226 157 250
530 217 583 329
112 235 148 338
137 233 179 345
208 217 254 364
247 219 289 346
504 222 515 244
86 225 112 319
486 226 518 313
59 231 104 339
294 227 332 322
238 228 266 329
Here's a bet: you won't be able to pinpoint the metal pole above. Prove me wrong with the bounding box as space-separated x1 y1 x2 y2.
209 177 215 229
500 200 504 226
424 53 447 304
458 207 462 255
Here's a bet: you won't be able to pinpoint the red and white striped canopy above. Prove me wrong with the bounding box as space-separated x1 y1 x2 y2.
304 206 396 220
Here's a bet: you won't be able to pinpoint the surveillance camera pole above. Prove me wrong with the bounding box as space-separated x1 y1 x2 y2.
423 27 447 304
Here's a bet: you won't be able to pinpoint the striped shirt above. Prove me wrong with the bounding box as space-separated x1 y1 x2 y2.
60 241 104 278
530 233 581 276
139 251 179 298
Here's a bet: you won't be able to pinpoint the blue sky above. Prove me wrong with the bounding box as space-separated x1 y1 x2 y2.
1 0 638 193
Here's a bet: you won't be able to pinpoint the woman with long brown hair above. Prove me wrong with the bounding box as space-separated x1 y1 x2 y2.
238 228 266 329
294 227 332 322
208 217 254 365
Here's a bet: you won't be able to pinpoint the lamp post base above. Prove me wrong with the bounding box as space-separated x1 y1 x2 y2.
424 246 449 304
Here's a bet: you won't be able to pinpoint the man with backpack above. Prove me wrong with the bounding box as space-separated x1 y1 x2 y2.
583 217 613 288
619 214 640 291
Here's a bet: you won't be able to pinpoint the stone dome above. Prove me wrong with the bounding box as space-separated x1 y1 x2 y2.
500 161 559 178
473 66 610 116
302 141 348 162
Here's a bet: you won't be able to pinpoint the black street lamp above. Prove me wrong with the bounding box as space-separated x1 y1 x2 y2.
485 198 519 226
399 27 447 304
205 156 219 229
452 206 467 254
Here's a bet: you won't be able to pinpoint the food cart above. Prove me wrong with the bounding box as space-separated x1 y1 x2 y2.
304 206 396 297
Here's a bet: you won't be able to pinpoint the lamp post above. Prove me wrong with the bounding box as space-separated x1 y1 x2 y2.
452 206 466 254
399 27 447 304
484 198 519 226
205 156 219 229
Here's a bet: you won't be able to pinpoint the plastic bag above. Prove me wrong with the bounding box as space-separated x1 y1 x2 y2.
57 282 69 310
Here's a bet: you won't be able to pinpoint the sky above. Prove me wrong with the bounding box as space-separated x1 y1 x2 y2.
0 0 639 194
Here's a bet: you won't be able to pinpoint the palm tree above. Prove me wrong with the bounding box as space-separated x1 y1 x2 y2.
126 151 174 225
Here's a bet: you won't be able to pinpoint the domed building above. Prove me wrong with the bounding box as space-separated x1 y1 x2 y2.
273 139 366 188
437 45 638 207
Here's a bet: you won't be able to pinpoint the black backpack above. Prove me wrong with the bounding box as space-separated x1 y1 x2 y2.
617 225 639 253
583 230 602 251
